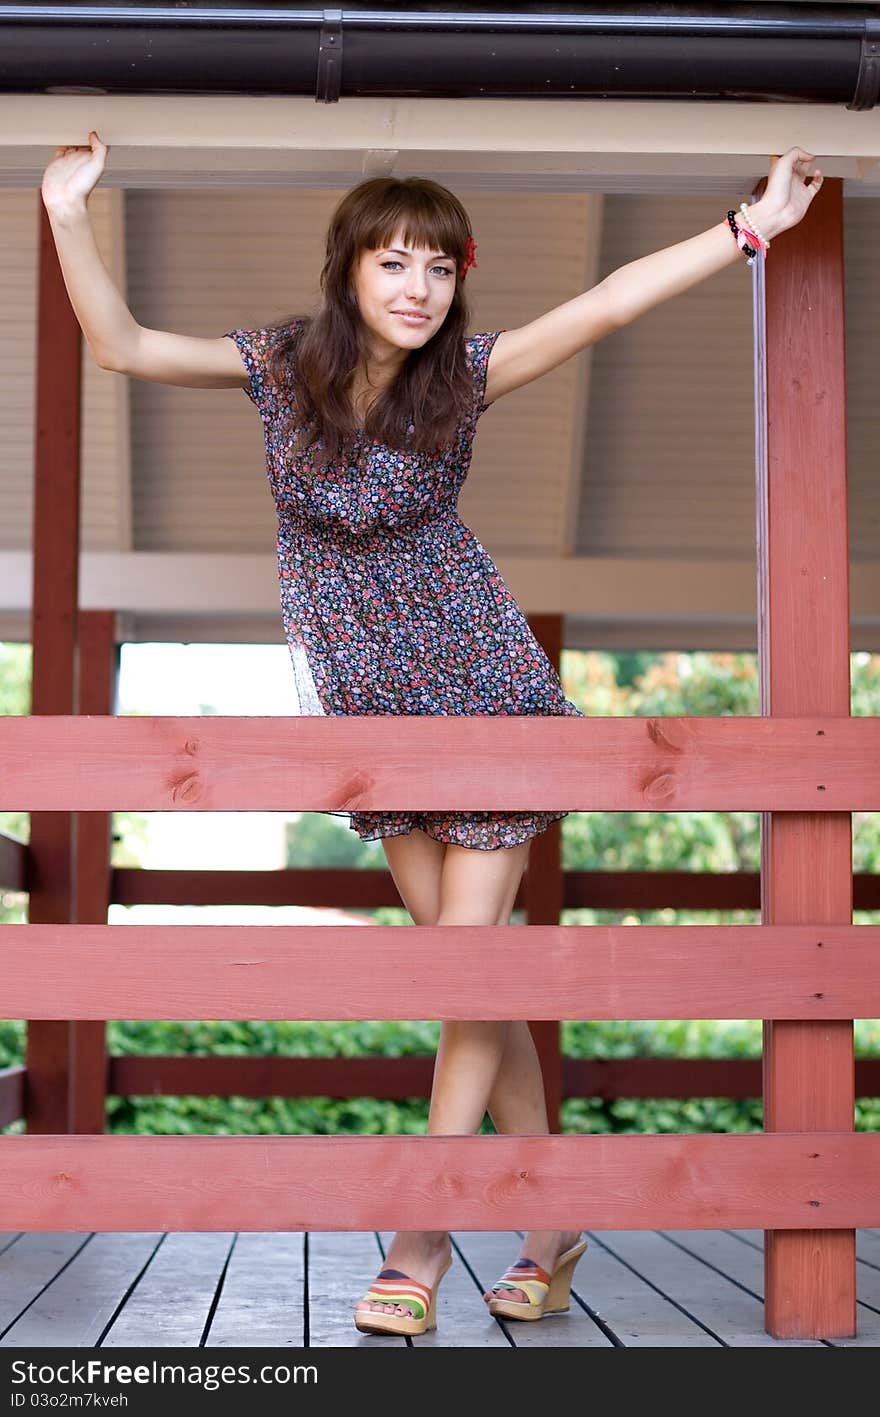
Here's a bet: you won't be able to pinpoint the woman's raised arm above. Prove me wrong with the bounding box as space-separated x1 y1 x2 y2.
42 130 248 389
482 147 823 410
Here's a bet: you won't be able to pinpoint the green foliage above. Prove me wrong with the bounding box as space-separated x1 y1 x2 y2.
607 651 663 690
285 810 387 869
0 641 31 715
0 1018 25 1068
0 644 30 924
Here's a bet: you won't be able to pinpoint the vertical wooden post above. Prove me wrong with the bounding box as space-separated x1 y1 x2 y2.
524 613 565 1133
755 177 855 1337
25 200 83 1133
70 610 118 1134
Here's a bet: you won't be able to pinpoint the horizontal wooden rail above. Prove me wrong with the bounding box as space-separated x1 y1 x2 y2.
4 923 879 1020
105 1053 880 1101
2 1133 878 1232
2 715 879 810
7 1054 880 1131
110 866 880 912
0 1066 25 1128
0 831 27 892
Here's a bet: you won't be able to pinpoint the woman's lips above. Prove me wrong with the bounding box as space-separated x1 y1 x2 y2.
393 311 430 324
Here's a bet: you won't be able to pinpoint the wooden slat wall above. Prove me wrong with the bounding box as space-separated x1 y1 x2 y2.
0 193 37 551
454 193 596 554
126 189 334 553
577 193 757 560
0 189 130 553
842 197 880 563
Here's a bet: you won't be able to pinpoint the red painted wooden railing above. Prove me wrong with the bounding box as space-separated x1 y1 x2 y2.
2 713 877 1283
3 833 879 1120
4 177 871 1343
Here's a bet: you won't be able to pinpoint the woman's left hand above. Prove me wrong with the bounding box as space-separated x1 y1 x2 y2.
760 147 824 235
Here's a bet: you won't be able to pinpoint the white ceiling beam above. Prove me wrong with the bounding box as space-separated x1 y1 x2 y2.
2 550 878 624
0 97 877 192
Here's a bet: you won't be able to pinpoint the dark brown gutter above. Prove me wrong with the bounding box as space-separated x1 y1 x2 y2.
0 4 877 109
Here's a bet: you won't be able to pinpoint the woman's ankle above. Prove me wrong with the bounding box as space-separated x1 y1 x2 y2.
519 1229 580 1266
386 1230 450 1260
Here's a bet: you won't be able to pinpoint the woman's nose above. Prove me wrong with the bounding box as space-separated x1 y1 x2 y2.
404 269 429 299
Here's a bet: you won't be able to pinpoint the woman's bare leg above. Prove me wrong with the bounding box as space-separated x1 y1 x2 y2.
356 832 530 1320
380 825 446 930
356 830 578 1318
482 1020 581 1303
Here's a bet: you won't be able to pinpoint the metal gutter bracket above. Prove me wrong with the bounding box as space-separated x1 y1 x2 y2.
848 19 880 110
316 9 343 104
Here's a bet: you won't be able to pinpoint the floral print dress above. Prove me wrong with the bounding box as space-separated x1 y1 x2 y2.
224 319 585 850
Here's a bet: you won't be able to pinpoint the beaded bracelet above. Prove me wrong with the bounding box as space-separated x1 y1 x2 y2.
725 209 759 266
739 201 771 250
736 221 765 257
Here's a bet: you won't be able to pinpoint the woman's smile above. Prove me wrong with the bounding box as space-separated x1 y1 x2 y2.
392 310 431 325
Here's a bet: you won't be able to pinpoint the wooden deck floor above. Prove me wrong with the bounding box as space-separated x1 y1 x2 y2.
1 1229 879 1348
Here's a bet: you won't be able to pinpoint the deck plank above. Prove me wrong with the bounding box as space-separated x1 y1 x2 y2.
570 1233 718 1346
101 1233 233 1348
855 1230 880 1269
596 1231 822 1347
206 1232 305 1348
3 1231 877 1347
0 1233 162 1348
0 1234 91 1336
309 1231 406 1348
449 1231 611 1347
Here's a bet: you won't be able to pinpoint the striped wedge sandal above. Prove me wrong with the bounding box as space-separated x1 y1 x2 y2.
484 1237 588 1321
354 1256 452 1336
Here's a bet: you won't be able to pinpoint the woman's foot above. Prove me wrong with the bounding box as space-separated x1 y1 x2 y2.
355 1232 451 1321
483 1230 582 1305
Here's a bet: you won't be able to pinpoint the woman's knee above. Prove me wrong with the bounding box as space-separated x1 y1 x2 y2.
440 1018 512 1045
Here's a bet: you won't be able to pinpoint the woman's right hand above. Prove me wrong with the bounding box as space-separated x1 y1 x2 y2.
41 130 108 212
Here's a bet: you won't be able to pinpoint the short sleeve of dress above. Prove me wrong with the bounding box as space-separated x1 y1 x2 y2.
466 329 505 419
223 322 296 413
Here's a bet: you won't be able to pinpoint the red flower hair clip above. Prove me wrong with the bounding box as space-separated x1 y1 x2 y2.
460 235 478 279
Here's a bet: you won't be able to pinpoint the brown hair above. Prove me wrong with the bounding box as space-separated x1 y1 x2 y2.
265 176 476 467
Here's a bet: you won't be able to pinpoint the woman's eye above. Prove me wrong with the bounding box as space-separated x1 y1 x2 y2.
380 261 453 276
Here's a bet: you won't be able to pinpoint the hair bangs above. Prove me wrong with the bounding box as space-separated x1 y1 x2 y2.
362 191 468 265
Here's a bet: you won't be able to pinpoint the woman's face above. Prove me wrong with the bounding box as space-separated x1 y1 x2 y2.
352 228 457 357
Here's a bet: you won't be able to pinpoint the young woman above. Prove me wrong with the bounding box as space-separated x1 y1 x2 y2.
42 133 822 1337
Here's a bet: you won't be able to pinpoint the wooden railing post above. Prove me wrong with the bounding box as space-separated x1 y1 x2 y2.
71 611 118 1134
24 199 82 1133
524 613 565 1133
755 175 855 1337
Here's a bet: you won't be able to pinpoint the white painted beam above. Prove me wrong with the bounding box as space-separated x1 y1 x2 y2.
0 97 875 193
1 550 877 623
